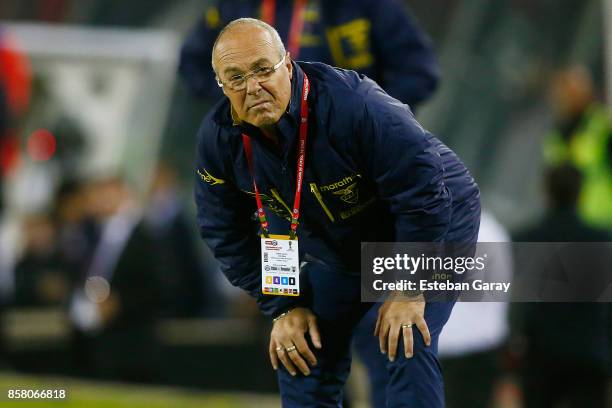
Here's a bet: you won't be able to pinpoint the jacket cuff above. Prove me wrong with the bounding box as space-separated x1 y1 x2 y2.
257 294 303 319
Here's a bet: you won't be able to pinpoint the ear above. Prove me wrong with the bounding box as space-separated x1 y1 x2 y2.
216 76 229 98
286 53 293 80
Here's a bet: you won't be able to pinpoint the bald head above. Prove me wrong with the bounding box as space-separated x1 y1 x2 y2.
211 18 285 73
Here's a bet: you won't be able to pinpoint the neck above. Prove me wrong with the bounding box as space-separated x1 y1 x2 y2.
260 125 279 144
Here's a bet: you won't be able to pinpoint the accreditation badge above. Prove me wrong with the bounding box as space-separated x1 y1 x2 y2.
261 235 300 296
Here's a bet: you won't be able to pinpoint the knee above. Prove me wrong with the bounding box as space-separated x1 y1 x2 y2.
386 342 444 408
277 354 350 408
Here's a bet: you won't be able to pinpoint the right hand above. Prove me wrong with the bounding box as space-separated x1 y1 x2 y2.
268 307 322 376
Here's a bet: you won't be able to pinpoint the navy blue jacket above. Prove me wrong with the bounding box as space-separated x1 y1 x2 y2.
195 62 480 317
179 0 439 107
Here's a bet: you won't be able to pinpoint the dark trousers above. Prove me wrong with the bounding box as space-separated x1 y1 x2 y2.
277 262 455 407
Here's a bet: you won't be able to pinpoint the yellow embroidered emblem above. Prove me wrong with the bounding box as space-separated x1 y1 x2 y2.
197 168 225 186
333 182 359 204
326 19 373 69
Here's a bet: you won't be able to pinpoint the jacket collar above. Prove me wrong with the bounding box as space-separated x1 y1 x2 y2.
273 60 305 155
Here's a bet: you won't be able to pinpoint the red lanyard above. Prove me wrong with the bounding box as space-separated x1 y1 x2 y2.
242 73 310 239
261 0 307 59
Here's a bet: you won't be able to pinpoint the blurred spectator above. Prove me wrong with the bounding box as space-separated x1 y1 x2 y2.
49 116 88 176
13 213 70 306
0 87 8 215
69 176 163 383
0 28 30 370
53 178 99 281
0 96 6 367
179 0 439 109
439 210 513 408
0 29 31 116
512 164 611 408
0 28 31 211
543 65 612 229
144 162 222 317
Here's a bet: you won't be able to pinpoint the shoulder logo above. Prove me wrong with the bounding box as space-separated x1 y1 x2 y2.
197 168 225 186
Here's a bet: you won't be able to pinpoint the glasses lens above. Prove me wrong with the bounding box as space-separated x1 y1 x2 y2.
255 68 274 82
229 78 245 91
227 66 276 91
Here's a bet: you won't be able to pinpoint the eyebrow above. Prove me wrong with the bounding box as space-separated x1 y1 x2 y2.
222 58 274 75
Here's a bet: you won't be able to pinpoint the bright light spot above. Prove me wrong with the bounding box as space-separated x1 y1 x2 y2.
27 129 56 161
85 276 111 303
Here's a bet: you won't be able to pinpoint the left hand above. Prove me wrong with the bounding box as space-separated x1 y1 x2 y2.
374 292 431 361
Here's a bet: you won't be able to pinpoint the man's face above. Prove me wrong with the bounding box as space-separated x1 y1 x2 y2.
213 26 293 128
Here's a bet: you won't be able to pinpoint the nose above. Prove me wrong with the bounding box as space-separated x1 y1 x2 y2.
245 75 263 95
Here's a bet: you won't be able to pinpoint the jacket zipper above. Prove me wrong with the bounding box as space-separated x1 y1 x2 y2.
270 188 293 218
309 183 335 222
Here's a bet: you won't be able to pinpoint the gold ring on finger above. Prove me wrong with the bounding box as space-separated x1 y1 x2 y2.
286 345 297 352
276 347 284 352
401 323 413 329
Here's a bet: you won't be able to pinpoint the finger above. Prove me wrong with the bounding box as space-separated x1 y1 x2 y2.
307 315 322 349
374 310 381 336
269 339 279 370
294 335 317 367
378 321 390 355
403 325 414 358
387 322 401 362
416 317 431 346
277 346 298 376
375 302 389 336
286 344 311 376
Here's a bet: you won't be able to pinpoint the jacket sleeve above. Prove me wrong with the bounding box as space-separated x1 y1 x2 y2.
368 0 440 108
178 7 224 100
356 90 451 242
194 121 301 317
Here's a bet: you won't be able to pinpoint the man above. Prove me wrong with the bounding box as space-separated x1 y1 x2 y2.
69 177 163 381
543 65 612 229
195 18 480 407
180 0 439 108
512 165 610 408
181 5 441 405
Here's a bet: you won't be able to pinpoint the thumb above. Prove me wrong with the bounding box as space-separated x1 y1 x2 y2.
307 314 322 349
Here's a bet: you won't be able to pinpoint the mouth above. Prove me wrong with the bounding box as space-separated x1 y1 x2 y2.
248 101 272 110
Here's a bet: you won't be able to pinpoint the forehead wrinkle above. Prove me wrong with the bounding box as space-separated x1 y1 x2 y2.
218 51 276 75
214 29 279 71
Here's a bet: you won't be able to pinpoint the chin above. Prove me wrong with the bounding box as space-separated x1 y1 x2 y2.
251 112 281 127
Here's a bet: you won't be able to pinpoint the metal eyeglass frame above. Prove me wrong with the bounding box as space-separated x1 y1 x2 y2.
216 54 286 91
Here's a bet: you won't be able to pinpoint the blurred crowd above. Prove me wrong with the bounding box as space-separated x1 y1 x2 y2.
0 1 611 407
1 164 228 380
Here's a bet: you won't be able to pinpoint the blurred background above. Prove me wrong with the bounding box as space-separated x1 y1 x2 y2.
0 0 610 407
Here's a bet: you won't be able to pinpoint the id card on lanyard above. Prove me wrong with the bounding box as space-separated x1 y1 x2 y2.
243 74 310 297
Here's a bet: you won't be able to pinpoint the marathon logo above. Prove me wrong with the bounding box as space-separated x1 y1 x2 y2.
319 174 361 192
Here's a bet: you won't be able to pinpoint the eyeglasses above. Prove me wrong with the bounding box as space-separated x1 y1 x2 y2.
216 55 286 92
